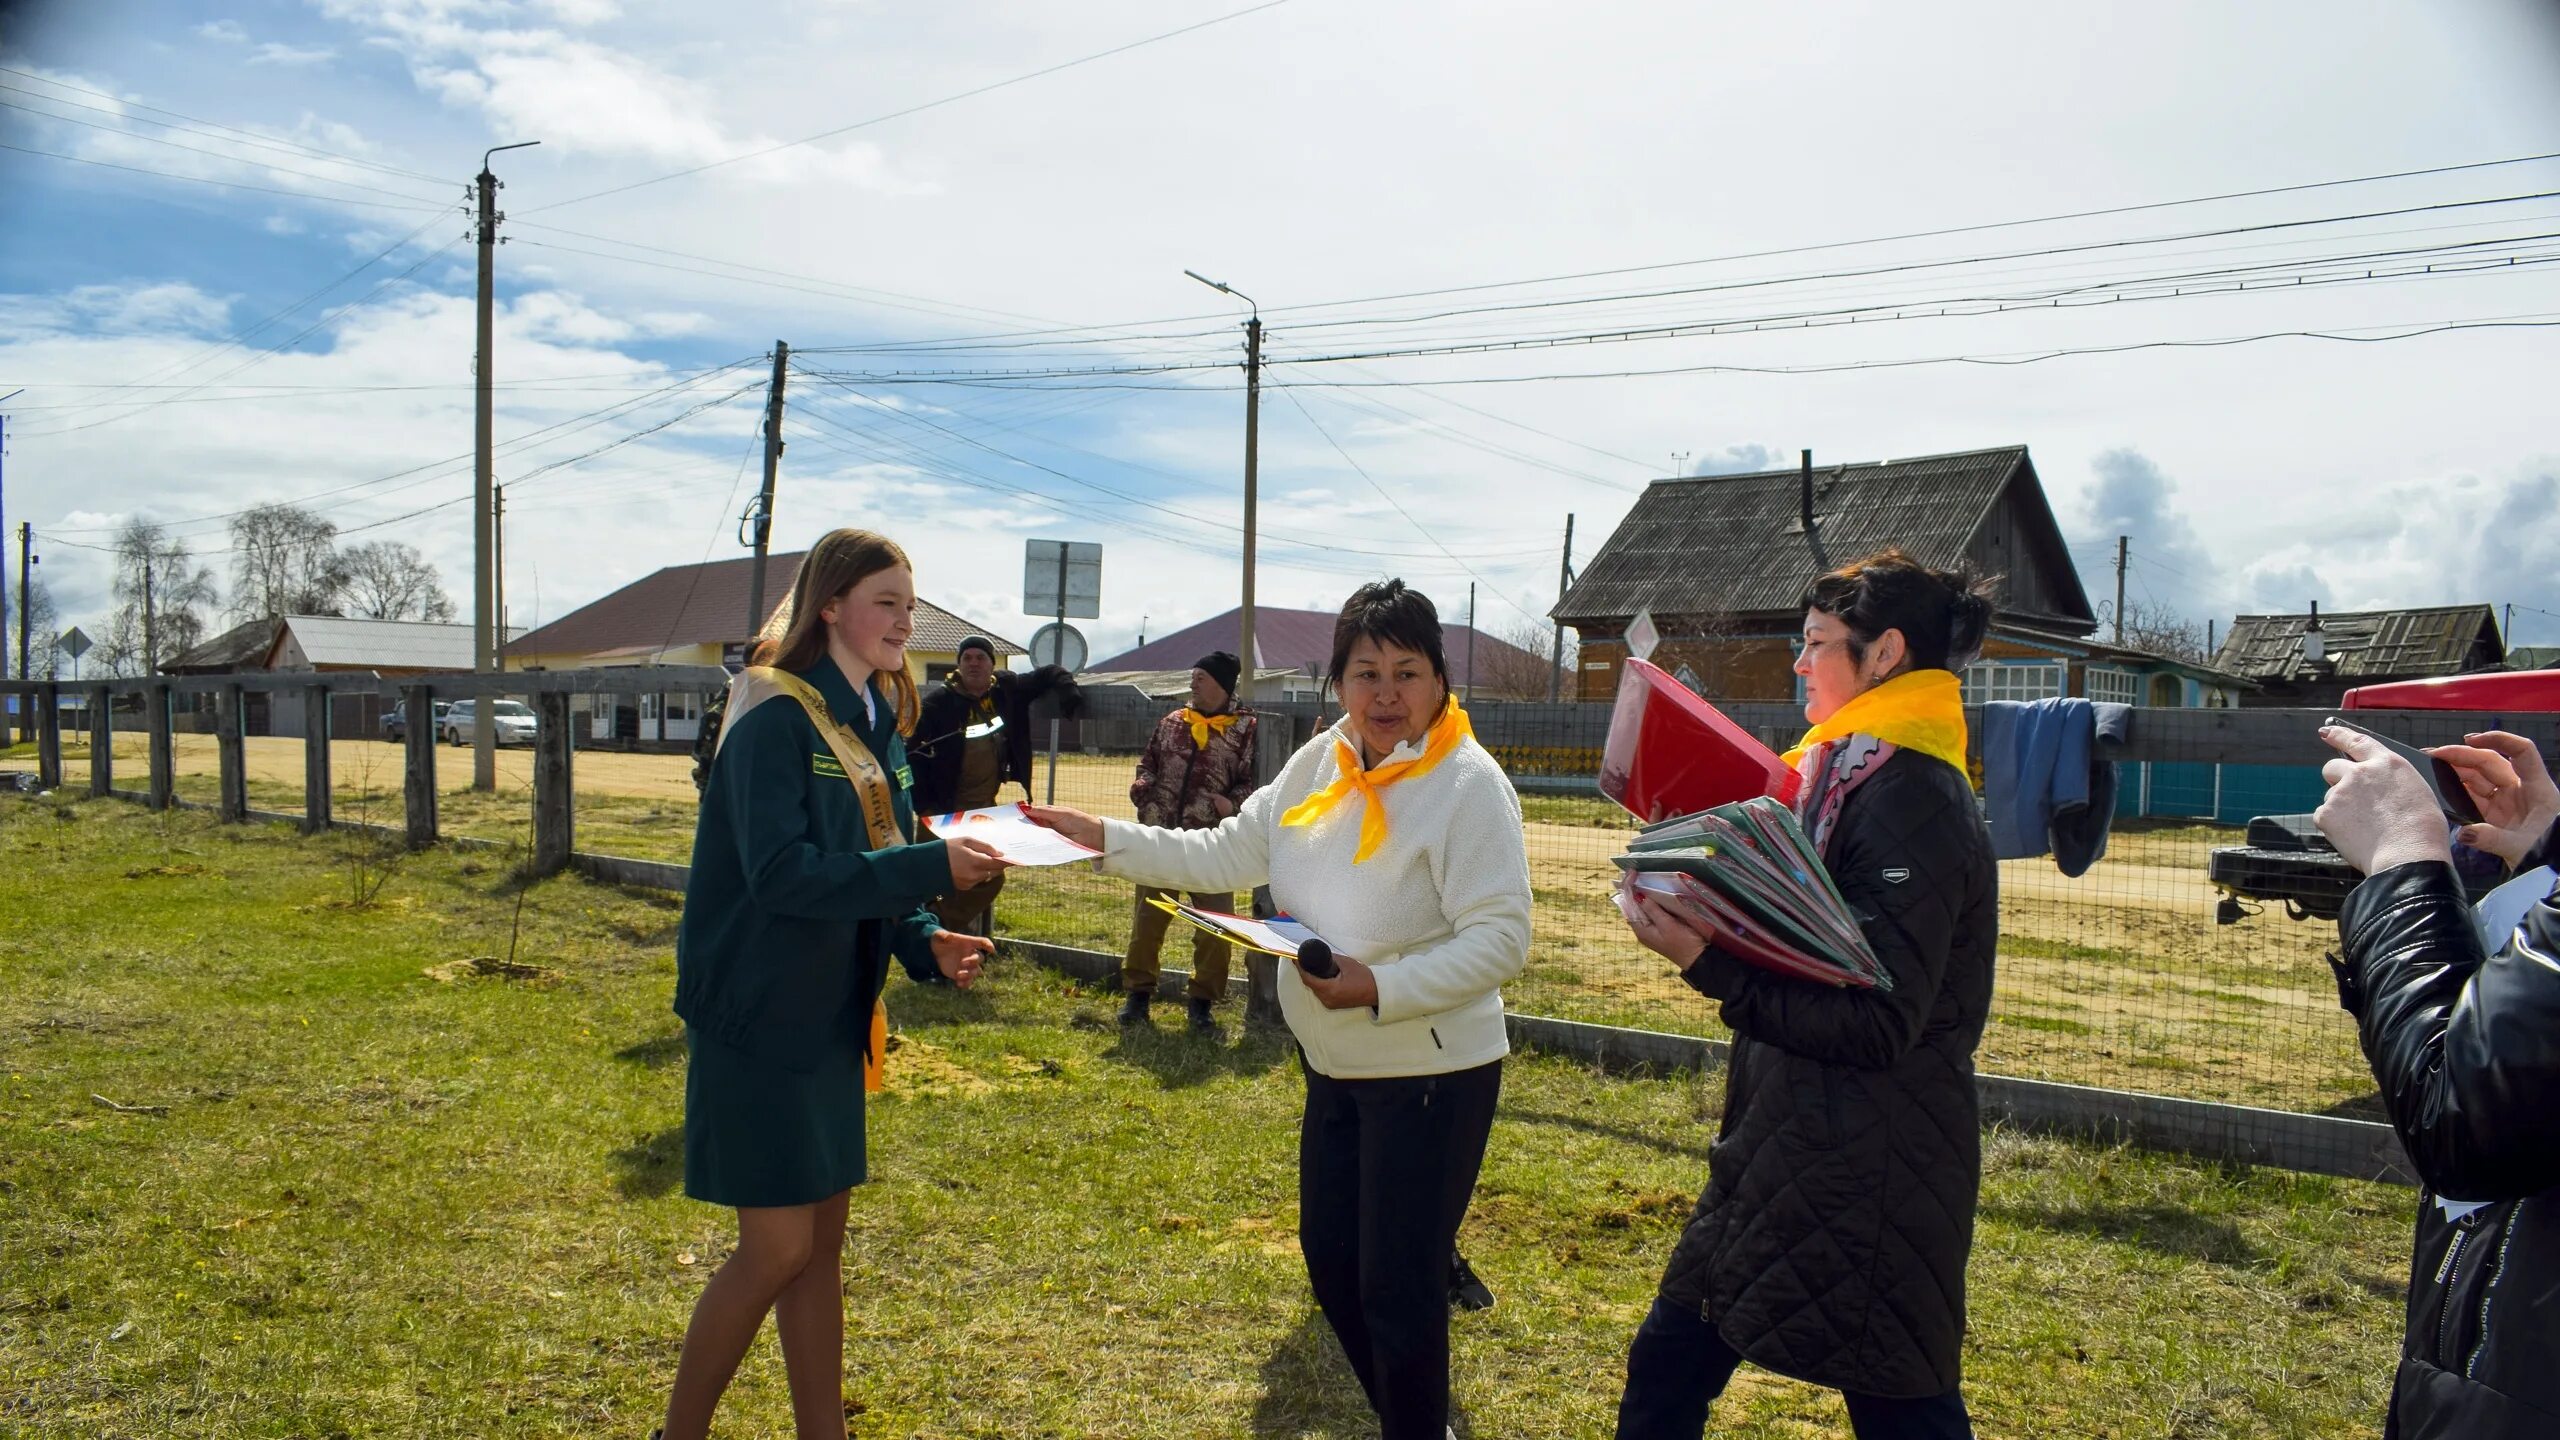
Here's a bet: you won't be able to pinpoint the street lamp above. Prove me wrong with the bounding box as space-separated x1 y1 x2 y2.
1185 269 1261 699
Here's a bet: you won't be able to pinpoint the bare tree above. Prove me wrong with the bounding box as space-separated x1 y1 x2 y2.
228 503 348 621
340 540 458 622
1467 619 1567 700
100 519 219 675
1 572 60 680
2106 598 2212 663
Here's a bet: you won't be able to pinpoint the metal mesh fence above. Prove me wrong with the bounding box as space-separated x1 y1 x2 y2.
8 673 2552 1126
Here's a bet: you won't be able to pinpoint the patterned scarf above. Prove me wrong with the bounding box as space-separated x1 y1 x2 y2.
1179 707 1239 750
1280 703 1473 864
1781 669 1971 855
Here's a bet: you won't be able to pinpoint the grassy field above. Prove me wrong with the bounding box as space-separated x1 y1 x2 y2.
0 795 2414 1437
4 736 2376 1112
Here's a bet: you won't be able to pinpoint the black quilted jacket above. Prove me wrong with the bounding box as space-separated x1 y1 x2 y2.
1656 747 1998 1399
2333 822 2560 1440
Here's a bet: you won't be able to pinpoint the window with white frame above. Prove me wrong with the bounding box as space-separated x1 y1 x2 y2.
665 691 699 723
2085 667 2140 706
1962 661 2065 703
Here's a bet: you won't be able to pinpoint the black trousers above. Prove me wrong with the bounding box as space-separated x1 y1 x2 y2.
1299 1057 1501 1440
1616 1296 1975 1440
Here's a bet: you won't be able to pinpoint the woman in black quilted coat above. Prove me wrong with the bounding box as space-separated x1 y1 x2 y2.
1615 550 1999 1440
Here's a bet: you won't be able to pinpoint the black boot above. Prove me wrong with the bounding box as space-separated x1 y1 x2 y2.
1449 1249 1494 1311
1186 997 1218 1035
1118 988 1153 1026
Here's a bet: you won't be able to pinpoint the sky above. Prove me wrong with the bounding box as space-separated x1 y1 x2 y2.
4 0 2560 673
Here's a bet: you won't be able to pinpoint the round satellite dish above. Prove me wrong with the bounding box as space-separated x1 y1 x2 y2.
1029 622 1087 670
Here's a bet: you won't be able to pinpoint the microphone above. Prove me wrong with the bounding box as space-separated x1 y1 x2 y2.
1295 937 1339 980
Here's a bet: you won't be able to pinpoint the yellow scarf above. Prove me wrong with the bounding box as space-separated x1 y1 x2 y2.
1179 707 1239 750
1280 703 1473 863
1782 669 1970 776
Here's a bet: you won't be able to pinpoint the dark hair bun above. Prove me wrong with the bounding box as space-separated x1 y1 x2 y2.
1800 548 2002 672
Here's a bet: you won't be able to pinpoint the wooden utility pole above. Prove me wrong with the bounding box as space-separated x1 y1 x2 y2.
473 140 538 792
15 521 31 693
1549 512 1575 701
1465 582 1477 705
2113 535 2129 645
747 341 790 639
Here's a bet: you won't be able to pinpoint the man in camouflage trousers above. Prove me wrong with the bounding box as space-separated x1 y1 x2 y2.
1121 651 1259 1034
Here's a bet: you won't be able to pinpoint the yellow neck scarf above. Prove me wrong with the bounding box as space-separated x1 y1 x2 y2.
1179 707 1239 749
1280 703 1473 863
1782 669 1970 776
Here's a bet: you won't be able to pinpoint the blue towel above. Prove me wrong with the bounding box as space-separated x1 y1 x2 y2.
1981 698 2133 875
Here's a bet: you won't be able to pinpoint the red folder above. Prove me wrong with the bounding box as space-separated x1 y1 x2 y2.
1599 658 1801 822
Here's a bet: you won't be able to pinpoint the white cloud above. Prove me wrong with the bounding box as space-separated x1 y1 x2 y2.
249 43 340 67
194 19 249 43
533 0 621 23
263 214 306 236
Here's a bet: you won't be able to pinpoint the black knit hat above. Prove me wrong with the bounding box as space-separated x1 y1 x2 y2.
1194 651 1241 700
957 635 996 660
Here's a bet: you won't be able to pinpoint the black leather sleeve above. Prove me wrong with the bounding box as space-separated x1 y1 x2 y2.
2337 858 2560 1199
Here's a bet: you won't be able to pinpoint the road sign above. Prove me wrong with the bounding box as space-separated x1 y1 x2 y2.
1028 622 1088 671
1023 540 1101 620
57 627 91 661
1625 607 1660 662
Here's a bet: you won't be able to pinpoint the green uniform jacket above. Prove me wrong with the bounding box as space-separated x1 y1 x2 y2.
676 659 952 1070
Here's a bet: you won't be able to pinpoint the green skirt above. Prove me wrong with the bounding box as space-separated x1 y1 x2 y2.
683 1025 869 1207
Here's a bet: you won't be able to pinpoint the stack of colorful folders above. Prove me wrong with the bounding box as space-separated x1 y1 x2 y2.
1612 795 1892 990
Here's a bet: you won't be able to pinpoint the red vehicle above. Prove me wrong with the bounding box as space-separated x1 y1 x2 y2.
2210 667 2558 921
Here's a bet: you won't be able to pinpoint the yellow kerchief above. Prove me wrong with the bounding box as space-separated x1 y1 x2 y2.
1781 668 1970 776
1280 703 1473 863
1180 707 1239 750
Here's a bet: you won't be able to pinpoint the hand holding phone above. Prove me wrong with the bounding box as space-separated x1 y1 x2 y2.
2321 716 2484 826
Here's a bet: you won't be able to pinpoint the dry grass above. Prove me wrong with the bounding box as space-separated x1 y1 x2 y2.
0 795 2411 1438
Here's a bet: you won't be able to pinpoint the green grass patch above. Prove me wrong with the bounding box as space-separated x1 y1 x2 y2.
0 796 2413 1437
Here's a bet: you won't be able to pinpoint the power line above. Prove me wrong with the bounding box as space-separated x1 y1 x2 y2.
0 65 450 185
1256 314 2560 388
0 138 460 212
0 94 456 206
1281 389 1551 626
526 0 1296 214
1251 150 2560 319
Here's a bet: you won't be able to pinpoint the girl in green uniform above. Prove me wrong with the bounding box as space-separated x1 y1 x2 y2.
658 528 1010 1440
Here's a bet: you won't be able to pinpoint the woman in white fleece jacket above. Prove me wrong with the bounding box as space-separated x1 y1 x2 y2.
1031 580 1531 1440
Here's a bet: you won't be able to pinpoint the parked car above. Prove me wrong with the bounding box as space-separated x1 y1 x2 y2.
382 700 452 745
443 699 538 748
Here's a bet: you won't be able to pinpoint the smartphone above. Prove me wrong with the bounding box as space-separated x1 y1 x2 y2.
2323 716 2484 825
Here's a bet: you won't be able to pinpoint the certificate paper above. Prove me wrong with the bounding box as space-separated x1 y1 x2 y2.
920 803 1102 867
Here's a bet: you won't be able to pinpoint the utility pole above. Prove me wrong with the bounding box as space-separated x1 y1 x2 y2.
16 522 32 692
2113 534 2129 646
1549 512 1576 701
141 557 156 678
0 398 14 711
746 341 790 639
1186 271 1259 699
1466 582 1477 705
2505 603 2516 648
473 139 538 792
492 485 506 672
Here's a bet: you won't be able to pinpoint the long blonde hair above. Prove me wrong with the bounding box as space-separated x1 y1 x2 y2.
752 528 923 734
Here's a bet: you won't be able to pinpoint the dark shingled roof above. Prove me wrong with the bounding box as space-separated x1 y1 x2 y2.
503 551 1020 661
2214 605 2504 682
164 616 281 674
1552 445 2091 629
